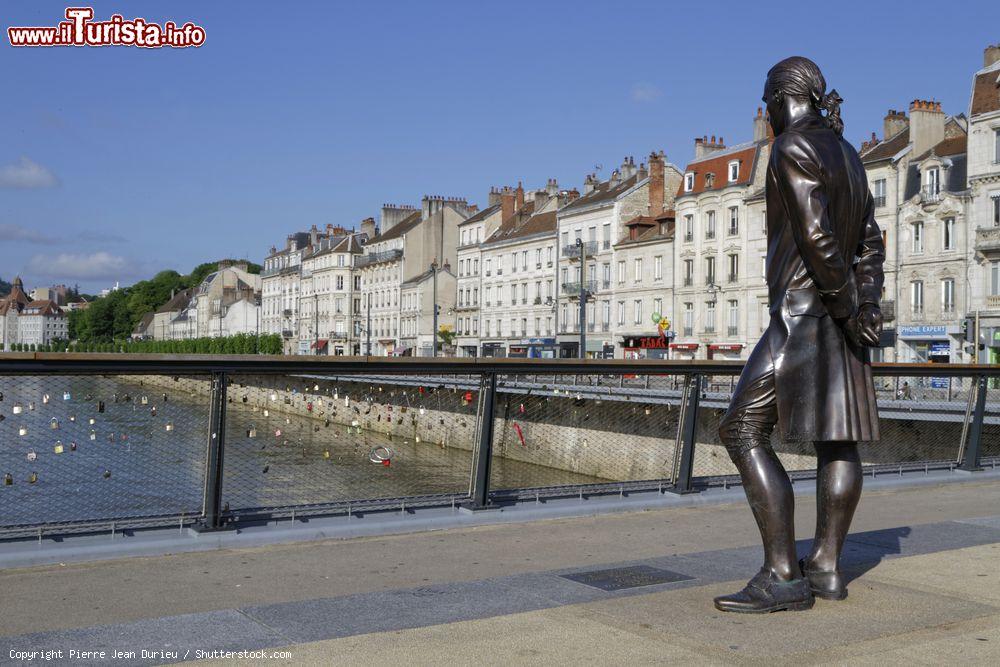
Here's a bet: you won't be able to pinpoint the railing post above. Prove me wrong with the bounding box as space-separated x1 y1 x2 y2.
959 374 988 472
198 371 230 530
668 373 701 494
465 372 498 510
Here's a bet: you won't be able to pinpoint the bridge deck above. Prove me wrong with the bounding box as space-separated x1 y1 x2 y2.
2 473 1000 664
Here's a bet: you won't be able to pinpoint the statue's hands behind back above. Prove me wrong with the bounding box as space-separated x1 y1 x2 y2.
845 304 882 347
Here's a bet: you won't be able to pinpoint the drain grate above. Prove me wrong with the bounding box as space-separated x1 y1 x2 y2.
560 565 695 591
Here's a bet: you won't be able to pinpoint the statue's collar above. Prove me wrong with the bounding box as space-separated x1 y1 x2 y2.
787 113 827 132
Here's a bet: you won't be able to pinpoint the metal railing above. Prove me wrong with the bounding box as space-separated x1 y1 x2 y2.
561 281 597 296
0 353 997 539
562 242 598 259
355 249 403 268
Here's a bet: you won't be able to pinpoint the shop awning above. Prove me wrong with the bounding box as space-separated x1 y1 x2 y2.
310 339 328 350
709 344 743 352
670 343 699 351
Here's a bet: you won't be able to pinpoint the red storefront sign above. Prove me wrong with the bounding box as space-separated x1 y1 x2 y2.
708 344 743 352
621 336 670 349
669 343 699 351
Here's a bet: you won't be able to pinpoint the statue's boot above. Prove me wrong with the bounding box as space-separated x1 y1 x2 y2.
714 568 814 613
799 558 847 600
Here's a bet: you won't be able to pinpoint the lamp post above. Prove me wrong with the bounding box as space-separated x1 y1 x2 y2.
576 238 588 359
313 293 319 355
431 260 439 358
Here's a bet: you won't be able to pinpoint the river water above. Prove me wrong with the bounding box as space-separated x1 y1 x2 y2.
0 375 603 529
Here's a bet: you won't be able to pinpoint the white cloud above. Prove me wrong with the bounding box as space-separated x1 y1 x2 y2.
0 223 57 244
0 156 59 189
630 83 663 103
26 252 141 281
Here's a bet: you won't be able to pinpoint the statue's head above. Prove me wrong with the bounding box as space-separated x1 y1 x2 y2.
763 56 843 137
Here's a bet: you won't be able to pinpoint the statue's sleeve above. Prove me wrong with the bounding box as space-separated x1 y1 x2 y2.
855 191 885 308
772 136 855 320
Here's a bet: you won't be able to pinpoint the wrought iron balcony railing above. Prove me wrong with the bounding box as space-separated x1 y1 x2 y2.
562 242 598 259
356 249 403 268
561 281 597 296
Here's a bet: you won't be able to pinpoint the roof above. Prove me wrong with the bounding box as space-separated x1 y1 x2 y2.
483 201 539 245
369 210 422 243
559 174 639 213
676 143 759 197
914 135 968 161
459 203 501 226
903 152 968 199
400 266 454 287
21 300 63 316
971 66 1000 116
156 288 194 314
616 211 675 247
861 128 910 164
133 312 155 334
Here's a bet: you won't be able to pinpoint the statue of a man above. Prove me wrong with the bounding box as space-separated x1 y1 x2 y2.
713 57 885 613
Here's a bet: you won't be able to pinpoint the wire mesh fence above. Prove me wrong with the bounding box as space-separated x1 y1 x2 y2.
0 374 209 534
220 373 480 513
489 373 684 493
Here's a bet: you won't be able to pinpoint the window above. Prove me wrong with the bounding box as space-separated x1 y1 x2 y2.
654 256 663 281
705 256 716 286
992 195 1000 227
535 248 541 267
461 230 468 245
995 129 1000 163
485 258 492 276
617 301 625 326
602 223 611 249
684 172 694 192
602 301 610 327
561 267 568 287
684 215 694 241
653 298 662 316
925 167 940 196
872 179 886 207
588 226 596 244
911 280 924 316
943 217 955 251
728 254 739 283
683 303 694 335
633 299 642 325
912 221 924 254
941 278 955 314
728 300 739 336
728 207 739 235
633 258 642 282
728 160 739 182
522 317 528 335
521 250 528 271
546 246 553 264
617 260 626 283
511 252 518 273
706 211 716 239
683 259 694 286
602 262 611 287
705 302 716 333
992 261 1000 296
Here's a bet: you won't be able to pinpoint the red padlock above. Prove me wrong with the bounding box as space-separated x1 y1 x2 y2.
307 402 313 412
382 458 391 467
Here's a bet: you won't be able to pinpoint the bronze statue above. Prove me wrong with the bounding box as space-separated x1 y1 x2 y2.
713 57 885 613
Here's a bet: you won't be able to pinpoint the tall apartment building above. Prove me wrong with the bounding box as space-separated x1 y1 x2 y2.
357 197 469 356
968 44 1000 362
453 190 506 357
860 100 971 363
299 227 366 355
556 155 682 358
672 112 771 361
262 227 327 353
478 182 574 357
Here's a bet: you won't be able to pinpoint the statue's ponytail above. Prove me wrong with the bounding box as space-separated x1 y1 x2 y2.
819 89 844 136
766 57 844 136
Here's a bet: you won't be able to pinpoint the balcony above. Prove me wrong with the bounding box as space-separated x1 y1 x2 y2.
536 263 542 269
728 225 739 237
920 186 942 204
683 327 693 336
683 277 693 287
281 330 294 339
562 241 598 260
356 249 403 267
705 276 716 287
704 326 716 334
728 326 739 336
874 195 887 208
561 281 597 297
975 227 1000 257
984 294 1000 310
684 232 693 243
602 280 611 289
587 323 596 332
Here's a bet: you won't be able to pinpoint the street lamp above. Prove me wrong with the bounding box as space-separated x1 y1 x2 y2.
430 260 439 357
575 238 590 359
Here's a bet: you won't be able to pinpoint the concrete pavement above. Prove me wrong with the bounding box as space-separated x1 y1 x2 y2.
0 477 999 664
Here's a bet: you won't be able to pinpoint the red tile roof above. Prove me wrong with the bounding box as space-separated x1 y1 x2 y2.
971 68 1000 116
676 145 758 197
861 128 910 163
914 135 967 161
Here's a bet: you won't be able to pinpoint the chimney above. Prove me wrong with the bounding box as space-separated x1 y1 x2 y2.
546 178 558 196
381 203 417 232
636 162 648 181
621 156 637 179
985 43 1000 68
583 173 599 194
309 224 319 247
648 151 665 216
559 189 580 206
909 99 944 157
515 182 524 210
694 134 727 159
609 168 622 186
360 217 376 239
883 109 908 141
500 186 515 221
753 107 769 143
488 186 502 207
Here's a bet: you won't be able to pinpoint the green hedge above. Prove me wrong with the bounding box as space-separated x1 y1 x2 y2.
8 333 282 355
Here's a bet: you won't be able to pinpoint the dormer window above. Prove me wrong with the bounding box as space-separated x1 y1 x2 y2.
705 173 716 189
728 160 739 182
684 172 694 192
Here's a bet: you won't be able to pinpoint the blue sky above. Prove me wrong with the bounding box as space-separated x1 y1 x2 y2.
2 0 998 292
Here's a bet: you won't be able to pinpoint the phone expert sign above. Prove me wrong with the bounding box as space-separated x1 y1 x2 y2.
8 7 205 48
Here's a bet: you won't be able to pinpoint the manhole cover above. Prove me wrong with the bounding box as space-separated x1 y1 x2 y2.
560 565 694 591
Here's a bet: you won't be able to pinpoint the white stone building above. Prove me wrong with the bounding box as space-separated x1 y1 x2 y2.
0 277 67 350
453 192 505 357
299 228 366 355
261 227 330 354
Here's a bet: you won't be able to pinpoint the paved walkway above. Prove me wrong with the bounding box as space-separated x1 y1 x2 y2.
1 477 1000 664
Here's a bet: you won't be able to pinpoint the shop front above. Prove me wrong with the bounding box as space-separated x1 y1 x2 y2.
898 325 958 363
621 334 673 360
481 341 507 357
669 342 699 359
507 338 557 359
708 343 743 360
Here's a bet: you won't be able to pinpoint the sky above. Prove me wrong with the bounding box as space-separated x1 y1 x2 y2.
2 0 998 293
